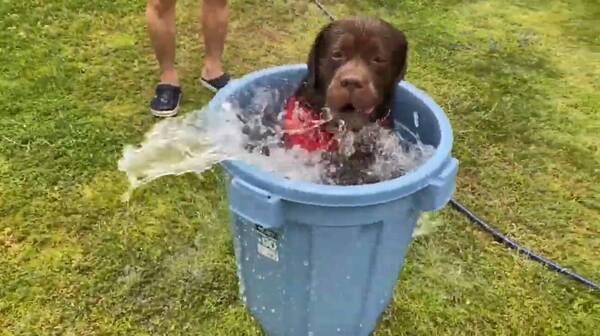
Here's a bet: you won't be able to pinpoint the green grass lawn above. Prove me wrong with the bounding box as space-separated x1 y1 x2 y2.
1 0 599 334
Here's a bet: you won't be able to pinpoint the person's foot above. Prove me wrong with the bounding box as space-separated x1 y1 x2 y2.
149 83 182 117
200 72 231 92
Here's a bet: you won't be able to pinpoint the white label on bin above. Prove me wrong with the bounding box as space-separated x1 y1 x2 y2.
256 225 279 262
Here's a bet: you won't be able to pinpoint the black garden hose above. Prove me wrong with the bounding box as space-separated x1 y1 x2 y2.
448 199 599 290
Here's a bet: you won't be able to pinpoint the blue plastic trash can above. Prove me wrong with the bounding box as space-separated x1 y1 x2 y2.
207 64 458 336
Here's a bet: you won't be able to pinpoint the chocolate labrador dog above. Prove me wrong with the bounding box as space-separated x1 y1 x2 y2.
290 17 409 185
294 17 408 132
239 17 409 185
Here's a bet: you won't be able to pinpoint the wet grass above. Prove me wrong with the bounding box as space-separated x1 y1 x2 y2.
1 0 598 335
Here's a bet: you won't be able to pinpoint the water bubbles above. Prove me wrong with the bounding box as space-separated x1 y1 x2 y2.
271 308 276 313
345 275 351 280
303 260 310 267
413 111 419 128
321 124 435 185
338 131 356 157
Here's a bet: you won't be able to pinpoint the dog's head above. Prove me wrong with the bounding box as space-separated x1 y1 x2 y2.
297 17 408 132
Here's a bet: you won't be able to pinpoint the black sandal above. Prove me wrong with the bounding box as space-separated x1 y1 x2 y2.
200 73 231 92
150 84 182 117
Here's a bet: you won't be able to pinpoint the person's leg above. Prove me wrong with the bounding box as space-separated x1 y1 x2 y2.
146 0 182 116
147 0 179 85
200 0 230 91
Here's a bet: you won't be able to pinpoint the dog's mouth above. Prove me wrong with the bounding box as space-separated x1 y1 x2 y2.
338 103 375 116
325 104 377 133
339 104 357 114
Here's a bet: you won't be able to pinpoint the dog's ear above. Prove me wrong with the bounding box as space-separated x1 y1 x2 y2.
394 31 408 82
305 22 333 90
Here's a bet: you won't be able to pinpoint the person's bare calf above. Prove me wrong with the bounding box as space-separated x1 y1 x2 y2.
147 0 179 86
199 0 231 92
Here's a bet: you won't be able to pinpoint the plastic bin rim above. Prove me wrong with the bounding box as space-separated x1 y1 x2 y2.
209 64 454 206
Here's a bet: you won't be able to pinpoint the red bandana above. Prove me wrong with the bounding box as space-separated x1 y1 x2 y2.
283 96 393 152
283 96 337 152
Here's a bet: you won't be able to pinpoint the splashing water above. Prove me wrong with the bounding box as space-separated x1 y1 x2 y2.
118 87 435 196
319 124 436 185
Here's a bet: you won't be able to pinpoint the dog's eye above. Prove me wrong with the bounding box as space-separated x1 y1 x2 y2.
372 56 387 64
331 50 344 61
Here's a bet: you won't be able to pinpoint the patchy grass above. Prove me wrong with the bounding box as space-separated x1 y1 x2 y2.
1 0 598 334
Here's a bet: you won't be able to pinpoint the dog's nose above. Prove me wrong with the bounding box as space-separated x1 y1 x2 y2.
340 75 365 90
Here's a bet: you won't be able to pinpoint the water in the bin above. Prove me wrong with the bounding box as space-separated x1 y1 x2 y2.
118 87 435 195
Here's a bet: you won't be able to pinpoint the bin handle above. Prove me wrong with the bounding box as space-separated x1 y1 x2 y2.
229 178 284 229
417 157 459 212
